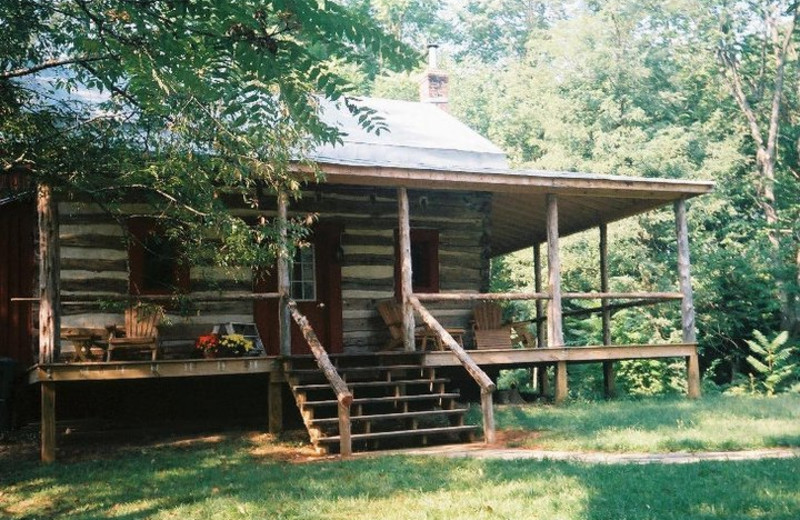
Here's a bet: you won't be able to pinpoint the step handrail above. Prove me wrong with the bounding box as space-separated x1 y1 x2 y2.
287 299 353 456
409 295 496 444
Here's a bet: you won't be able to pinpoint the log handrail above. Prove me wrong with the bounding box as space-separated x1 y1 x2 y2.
287 299 353 457
409 295 496 444
12 293 282 304
414 291 681 302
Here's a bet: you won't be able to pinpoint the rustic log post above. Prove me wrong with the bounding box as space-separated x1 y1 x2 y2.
675 198 700 398
546 194 564 347
533 243 549 396
397 187 415 351
554 360 568 405
277 191 291 357
547 194 567 403
480 389 496 444
38 183 60 365
41 381 55 464
268 374 283 434
600 223 615 398
338 401 352 457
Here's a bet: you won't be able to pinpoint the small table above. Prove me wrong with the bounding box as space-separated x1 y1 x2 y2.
417 328 465 351
61 328 105 362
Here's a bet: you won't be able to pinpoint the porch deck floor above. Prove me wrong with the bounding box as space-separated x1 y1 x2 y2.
28 343 696 383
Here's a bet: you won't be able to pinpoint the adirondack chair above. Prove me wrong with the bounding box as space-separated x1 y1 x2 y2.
106 306 164 361
376 299 464 351
472 301 535 350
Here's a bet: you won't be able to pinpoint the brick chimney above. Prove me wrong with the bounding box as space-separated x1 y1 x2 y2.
419 44 448 112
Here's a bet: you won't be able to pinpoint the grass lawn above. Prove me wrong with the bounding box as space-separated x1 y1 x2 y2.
485 393 800 452
2 394 799 519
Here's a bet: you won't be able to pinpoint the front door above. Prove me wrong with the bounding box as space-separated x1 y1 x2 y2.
254 222 343 355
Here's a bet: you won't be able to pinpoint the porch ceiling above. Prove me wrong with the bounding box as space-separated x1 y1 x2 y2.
308 162 714 256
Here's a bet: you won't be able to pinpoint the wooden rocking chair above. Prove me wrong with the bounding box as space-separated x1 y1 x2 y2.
376 299 464 351
106 306 164 361
472 301 535 350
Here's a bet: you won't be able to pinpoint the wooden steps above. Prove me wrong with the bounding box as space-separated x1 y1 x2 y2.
284 353 478 453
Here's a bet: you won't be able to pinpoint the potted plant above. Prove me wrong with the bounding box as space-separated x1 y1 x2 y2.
218 334 254 357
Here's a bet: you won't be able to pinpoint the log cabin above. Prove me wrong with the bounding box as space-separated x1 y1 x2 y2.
0 56 713 461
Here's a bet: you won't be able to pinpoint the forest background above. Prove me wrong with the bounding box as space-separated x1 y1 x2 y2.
351 0 799 395
2 0 798 396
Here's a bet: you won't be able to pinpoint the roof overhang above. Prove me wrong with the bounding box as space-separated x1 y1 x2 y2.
300 162 714 256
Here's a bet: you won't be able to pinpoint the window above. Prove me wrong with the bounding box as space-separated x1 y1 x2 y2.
128 218 189 294
395 229 439 295
290 246 316 301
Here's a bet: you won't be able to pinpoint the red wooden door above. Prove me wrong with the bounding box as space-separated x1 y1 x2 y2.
254 223 343 355
0 200 35 366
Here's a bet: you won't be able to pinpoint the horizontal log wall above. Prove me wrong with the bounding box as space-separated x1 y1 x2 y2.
258 186 491 352
57 202 253 333
55 186 491 353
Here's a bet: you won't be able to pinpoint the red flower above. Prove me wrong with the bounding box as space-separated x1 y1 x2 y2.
195 333 220 351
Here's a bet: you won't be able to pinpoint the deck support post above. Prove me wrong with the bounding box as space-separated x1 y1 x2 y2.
600 223 615 398
554 361 568 405
277 191 291 357
547 195 567 403
41 381 56 464
533 243 549 396
397 187 415 351
268 373 284 434
674 199 700 398
480 389 496 444
38 183 60 365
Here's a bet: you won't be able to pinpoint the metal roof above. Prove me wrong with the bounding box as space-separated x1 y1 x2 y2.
312 98 510 171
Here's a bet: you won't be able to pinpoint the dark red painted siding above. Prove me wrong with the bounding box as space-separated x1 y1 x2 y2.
0 199 35 366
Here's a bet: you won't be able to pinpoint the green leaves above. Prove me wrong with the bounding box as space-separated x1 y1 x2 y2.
2 0 419 274
743 330 796 395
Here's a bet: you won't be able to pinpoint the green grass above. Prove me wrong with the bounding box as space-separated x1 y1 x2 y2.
2 436 800 519
3 394 800 519
484 393 800 452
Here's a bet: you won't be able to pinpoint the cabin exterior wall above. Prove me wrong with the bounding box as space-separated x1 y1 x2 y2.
52 185 491 355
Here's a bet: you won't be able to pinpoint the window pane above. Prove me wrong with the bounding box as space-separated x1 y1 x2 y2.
142 235 178 292
290 245 316 301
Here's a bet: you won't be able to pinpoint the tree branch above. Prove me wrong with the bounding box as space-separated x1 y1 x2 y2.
1 55 112 80
718 49 766 152
765 9 797 162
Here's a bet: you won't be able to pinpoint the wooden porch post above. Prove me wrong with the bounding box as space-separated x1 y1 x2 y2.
546 194 567 403
41 381 56 464
397 187 415 351
600 223 615 398
674 198 700 398
38 183 60 464
277 191 291 357
533 243 549 396
38 183 60 365
268 373 283 434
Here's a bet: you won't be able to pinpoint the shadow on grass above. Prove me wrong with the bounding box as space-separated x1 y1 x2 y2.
3 437 799 519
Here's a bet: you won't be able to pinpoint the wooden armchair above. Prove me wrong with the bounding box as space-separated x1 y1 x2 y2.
472 301 535 350
376 299 464 351
106 306 164 361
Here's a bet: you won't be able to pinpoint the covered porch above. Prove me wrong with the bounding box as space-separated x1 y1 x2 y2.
24 160 712 461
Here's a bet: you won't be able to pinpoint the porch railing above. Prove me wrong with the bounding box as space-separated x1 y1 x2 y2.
409 296 497 444
287 299 353 457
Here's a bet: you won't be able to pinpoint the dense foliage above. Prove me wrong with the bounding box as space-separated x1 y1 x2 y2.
1 0 417 268
357 0 799 392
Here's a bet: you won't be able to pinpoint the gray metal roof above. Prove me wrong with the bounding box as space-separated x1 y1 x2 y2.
312 97 510 171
